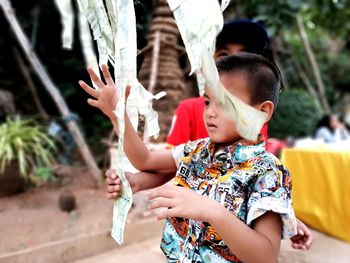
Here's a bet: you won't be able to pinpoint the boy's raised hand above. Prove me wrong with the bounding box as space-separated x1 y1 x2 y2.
79 65 120 122
148 184 219 222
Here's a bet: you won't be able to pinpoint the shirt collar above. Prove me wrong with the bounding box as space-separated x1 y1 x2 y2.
206 135 266 163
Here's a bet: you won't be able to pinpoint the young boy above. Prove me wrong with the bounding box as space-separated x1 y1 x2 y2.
106 19 312 251
79 53 297 262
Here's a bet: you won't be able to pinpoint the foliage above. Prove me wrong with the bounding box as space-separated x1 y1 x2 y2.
302 0 350 38
269 89 323 139
0 117 56 180
226 0 350 112
33 166 56 182
227 0 305 34
282 25 349 109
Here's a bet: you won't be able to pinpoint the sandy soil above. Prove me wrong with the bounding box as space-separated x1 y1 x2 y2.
0 165 154 255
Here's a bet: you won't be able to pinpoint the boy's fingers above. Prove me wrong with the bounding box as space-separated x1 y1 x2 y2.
107 193 118 199
148 187 175 200
79 81 99 98
106 177 116 185
105 169 117 179
87 98 99 108
106 177 120 185
107 185 117 193
305 238 312 248
155 210 168 220
87 67 105 88
149 197 174 210
158 207 180 220
101 64 114 86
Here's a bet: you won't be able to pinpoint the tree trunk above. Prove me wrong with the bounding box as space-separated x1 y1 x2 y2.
270 36 290 90
290 49 319 99
279 35 320 100
0 0 102 185
12 46 50 121
296 14 330 112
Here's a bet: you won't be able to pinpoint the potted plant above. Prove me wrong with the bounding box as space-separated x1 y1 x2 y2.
0 117 56 196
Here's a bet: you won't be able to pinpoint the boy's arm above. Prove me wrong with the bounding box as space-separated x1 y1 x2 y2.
149 185 282 263
106 168 175 198
79 65 176 171
121 113 176 171
208 203 281 263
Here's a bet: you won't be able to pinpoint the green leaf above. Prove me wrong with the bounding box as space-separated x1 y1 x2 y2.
0 117 56 179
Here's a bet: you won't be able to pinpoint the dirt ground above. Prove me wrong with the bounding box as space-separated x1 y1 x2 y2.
1 165 350 262
0 165 155 255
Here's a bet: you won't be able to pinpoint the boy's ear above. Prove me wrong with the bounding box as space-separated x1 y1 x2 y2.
258 101 274 122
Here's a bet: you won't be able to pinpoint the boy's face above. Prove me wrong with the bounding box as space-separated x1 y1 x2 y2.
214 43 245 61
203 73 252 146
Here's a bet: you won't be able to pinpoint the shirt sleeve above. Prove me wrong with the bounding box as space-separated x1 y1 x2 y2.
246 156 297 239
167 102 192 146
172 143 185 168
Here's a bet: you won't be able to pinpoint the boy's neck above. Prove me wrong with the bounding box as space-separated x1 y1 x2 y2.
211 136 261 154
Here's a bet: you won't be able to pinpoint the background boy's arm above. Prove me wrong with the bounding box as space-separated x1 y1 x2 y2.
291 219 313 250
106 168 175 199
149 185 282 263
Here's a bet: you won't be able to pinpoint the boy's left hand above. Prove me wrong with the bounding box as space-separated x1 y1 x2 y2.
290 219 313 250
79 64 121 122
148 184 218 222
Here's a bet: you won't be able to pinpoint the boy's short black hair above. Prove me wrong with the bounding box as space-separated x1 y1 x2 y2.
216 53 281 108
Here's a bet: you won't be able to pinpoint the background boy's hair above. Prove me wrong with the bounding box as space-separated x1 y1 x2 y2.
216 53 281 109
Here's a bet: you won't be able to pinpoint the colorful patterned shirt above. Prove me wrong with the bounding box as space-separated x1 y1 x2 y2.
160 137 297 263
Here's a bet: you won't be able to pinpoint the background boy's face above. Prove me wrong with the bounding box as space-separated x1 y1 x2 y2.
214 43 245 61
203 72 251 146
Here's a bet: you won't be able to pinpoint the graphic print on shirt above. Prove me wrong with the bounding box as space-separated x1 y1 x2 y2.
162 137 296 262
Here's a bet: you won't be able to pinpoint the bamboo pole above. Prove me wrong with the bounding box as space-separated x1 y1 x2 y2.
0 0 102 185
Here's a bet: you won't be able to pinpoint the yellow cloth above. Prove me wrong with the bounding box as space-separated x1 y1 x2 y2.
281 147 350 243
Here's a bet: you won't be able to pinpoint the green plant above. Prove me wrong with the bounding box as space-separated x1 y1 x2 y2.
34 166 56 182
269 89 323 139
0 117 56 180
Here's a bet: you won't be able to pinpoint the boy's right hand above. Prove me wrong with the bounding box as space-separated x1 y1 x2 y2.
79 65 121 123
106 169 135 199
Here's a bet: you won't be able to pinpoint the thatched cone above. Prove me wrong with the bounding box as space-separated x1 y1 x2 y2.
138 1 186 142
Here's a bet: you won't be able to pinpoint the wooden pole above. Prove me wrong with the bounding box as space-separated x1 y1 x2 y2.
0 0 102 185
12 47 50 121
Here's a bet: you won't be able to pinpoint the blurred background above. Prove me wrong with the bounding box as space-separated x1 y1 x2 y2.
0 0 349 262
